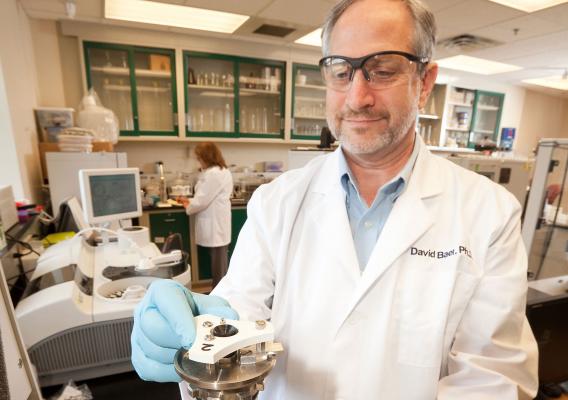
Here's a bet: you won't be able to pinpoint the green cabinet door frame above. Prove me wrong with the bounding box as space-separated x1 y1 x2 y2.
183 50 286 139
83 41 178 137
291 63 327 140
468 90 505 148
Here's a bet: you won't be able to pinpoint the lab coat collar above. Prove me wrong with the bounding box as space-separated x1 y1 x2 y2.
310 135 445 331
312 134 442 199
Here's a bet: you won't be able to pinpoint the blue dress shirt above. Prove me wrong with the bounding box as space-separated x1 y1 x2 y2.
338 136 420 270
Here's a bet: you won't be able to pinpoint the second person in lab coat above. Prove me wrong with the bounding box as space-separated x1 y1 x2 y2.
182 142 233 288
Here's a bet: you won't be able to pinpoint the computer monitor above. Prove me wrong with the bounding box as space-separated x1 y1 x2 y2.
78 168 142 225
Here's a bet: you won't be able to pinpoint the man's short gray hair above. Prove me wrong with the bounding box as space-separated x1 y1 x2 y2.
320 0 437 60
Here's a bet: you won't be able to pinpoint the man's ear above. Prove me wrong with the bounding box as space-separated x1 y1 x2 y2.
418 62 438 110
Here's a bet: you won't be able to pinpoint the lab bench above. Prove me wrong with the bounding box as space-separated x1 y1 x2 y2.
139 204 247 293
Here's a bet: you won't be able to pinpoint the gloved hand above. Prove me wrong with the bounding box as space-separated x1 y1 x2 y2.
131 279 238 382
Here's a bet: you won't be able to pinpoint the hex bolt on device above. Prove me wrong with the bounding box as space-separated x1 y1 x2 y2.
174 315 284 400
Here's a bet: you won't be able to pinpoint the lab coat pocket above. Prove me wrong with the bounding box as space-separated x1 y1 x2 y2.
395 257 480 368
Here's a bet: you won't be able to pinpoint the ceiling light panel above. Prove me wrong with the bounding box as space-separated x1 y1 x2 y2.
294 28 322 47
436 55 522 75
522 75 568 90
105 0 249 34
487 0 568 13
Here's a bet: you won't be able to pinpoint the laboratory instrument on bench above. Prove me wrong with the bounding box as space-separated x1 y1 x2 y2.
15 167 191 386
445 154 534 206
176 315 283 400
522 139 568 393
521 138 568 286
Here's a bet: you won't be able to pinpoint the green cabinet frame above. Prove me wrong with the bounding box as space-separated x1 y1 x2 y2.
291 63 328 140
83 41 178 137
183 51 286 139
468 90 505 148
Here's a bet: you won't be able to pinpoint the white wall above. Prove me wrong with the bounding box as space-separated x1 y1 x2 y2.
115 141 299 173
0 0 41 202
29 19 66 107
516 90 568 157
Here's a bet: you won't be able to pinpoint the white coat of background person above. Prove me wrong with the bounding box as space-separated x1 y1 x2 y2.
131 0 539 398
182 142 233 287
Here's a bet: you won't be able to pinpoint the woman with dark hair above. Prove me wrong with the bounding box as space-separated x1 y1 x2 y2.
181 142 233 288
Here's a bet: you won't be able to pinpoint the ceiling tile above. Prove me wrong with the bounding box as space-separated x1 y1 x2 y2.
471 29 568 60
259 0 331 27
469 14 566 43
532 3 568 27
182 0 273 16
435 0 524 33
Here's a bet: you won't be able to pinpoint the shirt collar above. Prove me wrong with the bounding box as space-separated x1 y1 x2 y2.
338 133 421 198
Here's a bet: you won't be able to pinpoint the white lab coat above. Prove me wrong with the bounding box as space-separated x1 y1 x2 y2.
213 137 538 400
185 166 232 247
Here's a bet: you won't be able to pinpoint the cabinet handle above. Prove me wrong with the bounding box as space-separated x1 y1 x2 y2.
164 218 176 222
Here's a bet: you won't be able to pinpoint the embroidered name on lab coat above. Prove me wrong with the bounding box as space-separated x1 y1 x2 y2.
410 246 472 259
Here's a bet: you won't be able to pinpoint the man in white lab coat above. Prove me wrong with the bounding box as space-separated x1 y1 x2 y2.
131 0 539 398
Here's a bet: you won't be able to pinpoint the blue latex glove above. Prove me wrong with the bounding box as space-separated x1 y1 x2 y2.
131 279 238 382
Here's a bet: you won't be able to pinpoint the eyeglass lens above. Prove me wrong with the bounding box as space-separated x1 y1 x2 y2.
322 53 417 91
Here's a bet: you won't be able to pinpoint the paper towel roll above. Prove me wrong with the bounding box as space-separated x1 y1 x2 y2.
118 226 150 248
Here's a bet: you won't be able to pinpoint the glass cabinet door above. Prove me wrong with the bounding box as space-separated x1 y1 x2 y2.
443 86 475 148
133 50 176 134
86 46 135 133
238 61 284 138
470 91 504 147
185 54 236 136
84 42 178 137
291 64 327 140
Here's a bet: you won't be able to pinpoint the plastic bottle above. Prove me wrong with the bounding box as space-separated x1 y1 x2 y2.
261 107 268 133
240 108 248 132
224 103 231 132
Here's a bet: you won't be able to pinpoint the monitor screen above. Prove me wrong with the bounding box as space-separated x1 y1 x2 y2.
79 168 141 224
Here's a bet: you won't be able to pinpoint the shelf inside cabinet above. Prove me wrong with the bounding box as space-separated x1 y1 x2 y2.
188 84 232 91
419 114 439 120
473 129 495 134
476 105 500 111
104 84 169 93
296 84 326 91
295 115 327 120
92 66 171 78
239 88 280 96
446 127 469 132
448 101 473 107
296 96 325 102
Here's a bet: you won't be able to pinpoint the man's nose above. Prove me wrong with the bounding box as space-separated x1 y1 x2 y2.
345 69 375 110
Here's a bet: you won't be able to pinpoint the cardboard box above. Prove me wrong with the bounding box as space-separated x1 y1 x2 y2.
38 142 114 181
149 54 171 72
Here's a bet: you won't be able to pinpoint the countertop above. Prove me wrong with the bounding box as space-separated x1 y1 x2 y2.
142 198 247 212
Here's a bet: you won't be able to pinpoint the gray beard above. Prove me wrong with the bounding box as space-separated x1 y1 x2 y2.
332 105 418 155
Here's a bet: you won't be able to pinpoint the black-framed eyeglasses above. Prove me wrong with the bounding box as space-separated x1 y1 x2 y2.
318 51 429 92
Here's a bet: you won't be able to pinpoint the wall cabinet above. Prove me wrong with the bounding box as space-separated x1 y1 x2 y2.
184 51 285 139
442 86 504 149
82 42 505 148
84 42 178 137
291 63 328 140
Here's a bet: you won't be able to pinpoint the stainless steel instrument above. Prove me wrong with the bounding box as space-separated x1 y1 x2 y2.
175 315 283 400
